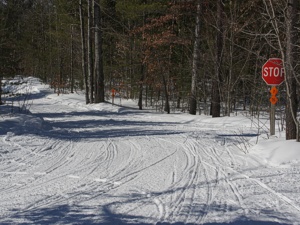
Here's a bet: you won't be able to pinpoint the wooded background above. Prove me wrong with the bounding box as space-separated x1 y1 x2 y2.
0 0 299 140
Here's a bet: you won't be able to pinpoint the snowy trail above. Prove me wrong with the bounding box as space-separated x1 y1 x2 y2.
1 82 300 224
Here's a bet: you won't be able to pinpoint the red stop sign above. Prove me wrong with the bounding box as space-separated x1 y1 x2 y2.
262 58 285 86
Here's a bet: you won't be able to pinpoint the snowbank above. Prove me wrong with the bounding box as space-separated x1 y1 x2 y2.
251 137 300 167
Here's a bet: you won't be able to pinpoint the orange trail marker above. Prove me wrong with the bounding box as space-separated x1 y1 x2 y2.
270 86 278 96
270 96 278 105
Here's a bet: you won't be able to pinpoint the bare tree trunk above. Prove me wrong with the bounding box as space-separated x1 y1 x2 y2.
138 10 146 110
162 73 170 114
138 64 145 110
189 0 201 115
0 76 2 105
285 0 299 140
79 0 90 104
211 0 223 117
94 1 105 103
70 25 74 94
87 0 94 103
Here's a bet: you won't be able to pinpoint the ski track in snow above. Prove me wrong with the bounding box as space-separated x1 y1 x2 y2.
1 86 300 224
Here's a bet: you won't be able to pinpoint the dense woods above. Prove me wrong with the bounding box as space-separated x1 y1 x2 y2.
0 0 299 140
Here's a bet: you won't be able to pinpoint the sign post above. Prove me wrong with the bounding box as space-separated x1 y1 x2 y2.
111 89 116 104
262 58 284 135
269 86 278 135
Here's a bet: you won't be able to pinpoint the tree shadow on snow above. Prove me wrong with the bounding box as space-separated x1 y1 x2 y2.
2 108 184 139
1 187 292 225
156 221 288 225
1 203 290 225
1 100 186 138
1 204 153 225
42 118 183 140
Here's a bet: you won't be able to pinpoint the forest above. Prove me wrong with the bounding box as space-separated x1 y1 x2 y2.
0 0 299 141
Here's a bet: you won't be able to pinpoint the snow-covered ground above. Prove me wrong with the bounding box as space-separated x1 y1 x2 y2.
1 77 300 225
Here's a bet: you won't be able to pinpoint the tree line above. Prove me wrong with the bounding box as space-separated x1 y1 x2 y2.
0 0 299 141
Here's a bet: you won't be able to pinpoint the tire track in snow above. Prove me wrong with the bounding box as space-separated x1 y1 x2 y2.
0 137 72 193
79 143 109 178
156 136 207 224
106 138 178 189
197 141 247 222
162 136 247 224
163 136 224 224
43 140 74 174
89 139 142 188
198 139 300 220
185 138 219 224
153 198 166 222
0 128 252 223
60 139 148 201
108 139 142 183
96 137 181 222
9 141 109 211
152 137 191 222
1 137 108 210
104 139 116 175
0 137 85 214
152 138 185 222
150 136 217 223
227 167 300 214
